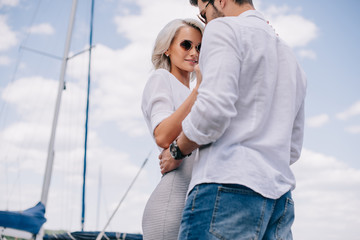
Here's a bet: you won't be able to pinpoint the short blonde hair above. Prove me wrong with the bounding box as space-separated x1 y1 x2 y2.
152 19 204 73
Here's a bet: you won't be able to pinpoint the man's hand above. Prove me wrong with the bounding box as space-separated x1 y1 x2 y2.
159 148 182 175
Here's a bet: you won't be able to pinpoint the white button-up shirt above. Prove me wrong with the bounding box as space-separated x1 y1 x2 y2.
182 10 307 199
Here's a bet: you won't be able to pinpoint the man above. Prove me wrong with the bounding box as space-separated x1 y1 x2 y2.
159 0 307 239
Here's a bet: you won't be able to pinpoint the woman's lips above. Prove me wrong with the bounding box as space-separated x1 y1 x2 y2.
185 59 198 64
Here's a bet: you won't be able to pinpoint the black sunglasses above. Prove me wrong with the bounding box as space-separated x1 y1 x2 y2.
180 40 201 53
198 0 213 24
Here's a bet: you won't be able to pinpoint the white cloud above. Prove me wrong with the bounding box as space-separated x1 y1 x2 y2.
114 0 199 44
0 55 11 65
0 0 19 8
66 44 149 137
1 122 50 150
1 76 58 121
336 101 360 120
28 23 55 35
345 125 360 134
306 114 329 128
0 15 18 51
298 49 317 60
0 75 92 176
261 5 318 48
292 149 360 240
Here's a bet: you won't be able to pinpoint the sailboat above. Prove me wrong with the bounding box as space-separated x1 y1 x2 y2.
0 1 144 239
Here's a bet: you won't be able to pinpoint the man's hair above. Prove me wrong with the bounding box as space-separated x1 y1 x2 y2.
190 0 253 7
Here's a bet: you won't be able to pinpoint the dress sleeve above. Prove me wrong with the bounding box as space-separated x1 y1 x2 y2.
141 70 173 136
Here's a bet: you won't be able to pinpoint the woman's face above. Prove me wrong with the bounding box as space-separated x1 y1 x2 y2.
167 26 202 78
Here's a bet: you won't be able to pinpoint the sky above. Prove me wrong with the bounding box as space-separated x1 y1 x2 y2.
0 0 359 239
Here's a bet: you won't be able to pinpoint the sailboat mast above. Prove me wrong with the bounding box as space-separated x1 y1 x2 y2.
40 0 78 206
81 0 95 231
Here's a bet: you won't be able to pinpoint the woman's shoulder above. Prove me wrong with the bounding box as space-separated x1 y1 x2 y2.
147 68 171 85
151 68 170 78
143 69 171 92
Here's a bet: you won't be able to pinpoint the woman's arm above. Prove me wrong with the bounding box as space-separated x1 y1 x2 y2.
154 67 202 149
154 86 198 149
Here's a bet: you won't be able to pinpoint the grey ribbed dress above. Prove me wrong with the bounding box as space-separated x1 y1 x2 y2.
141 69 196 240
142 154 194 240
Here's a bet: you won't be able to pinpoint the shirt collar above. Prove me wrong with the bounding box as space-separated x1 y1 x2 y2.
238 10 266 22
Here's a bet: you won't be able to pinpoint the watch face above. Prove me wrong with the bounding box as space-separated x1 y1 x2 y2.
170 142 177 159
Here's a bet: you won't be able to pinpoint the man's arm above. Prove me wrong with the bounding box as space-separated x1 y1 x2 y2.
160 20 239 173
290 101 305 165
177 132 199 156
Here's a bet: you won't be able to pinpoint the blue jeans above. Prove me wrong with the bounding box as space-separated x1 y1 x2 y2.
178 183 294 240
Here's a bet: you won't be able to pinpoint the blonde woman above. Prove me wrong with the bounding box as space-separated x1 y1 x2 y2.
141 19 204 240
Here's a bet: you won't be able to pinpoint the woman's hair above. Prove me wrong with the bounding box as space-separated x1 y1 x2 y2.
151 19 204 72
190 0 253 6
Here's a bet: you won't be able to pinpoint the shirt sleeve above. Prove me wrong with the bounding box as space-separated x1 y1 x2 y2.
290 101 305 165
141 70 173 136
182 19 242 145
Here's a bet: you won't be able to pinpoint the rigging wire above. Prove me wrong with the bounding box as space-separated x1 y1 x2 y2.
0 0 43 141
0 0 44 210
9 0 43 84
96 150 152 240
18 46 62 60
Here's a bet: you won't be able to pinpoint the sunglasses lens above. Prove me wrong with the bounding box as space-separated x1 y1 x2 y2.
180 40 192 51
196 44 201 52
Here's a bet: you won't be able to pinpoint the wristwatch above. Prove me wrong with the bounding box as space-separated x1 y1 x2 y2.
169 140 192 160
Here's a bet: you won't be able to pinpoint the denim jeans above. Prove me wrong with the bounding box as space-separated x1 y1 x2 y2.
178 183 294 240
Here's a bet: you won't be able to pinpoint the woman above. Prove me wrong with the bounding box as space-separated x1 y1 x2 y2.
141 19 204 240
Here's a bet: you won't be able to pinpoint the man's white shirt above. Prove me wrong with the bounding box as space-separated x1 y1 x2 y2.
182 10 307 199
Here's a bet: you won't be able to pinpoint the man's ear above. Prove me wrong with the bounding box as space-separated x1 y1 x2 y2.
219 0 226 9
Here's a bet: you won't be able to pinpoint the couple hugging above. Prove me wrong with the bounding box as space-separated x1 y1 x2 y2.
141 0 306 239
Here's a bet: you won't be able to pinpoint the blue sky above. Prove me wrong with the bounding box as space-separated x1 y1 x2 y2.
0 0 359 239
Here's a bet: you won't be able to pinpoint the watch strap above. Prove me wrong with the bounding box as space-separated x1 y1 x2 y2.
170 140 192 160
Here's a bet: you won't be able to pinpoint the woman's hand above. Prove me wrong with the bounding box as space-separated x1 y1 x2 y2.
194 64 202 90
159 148 182 175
